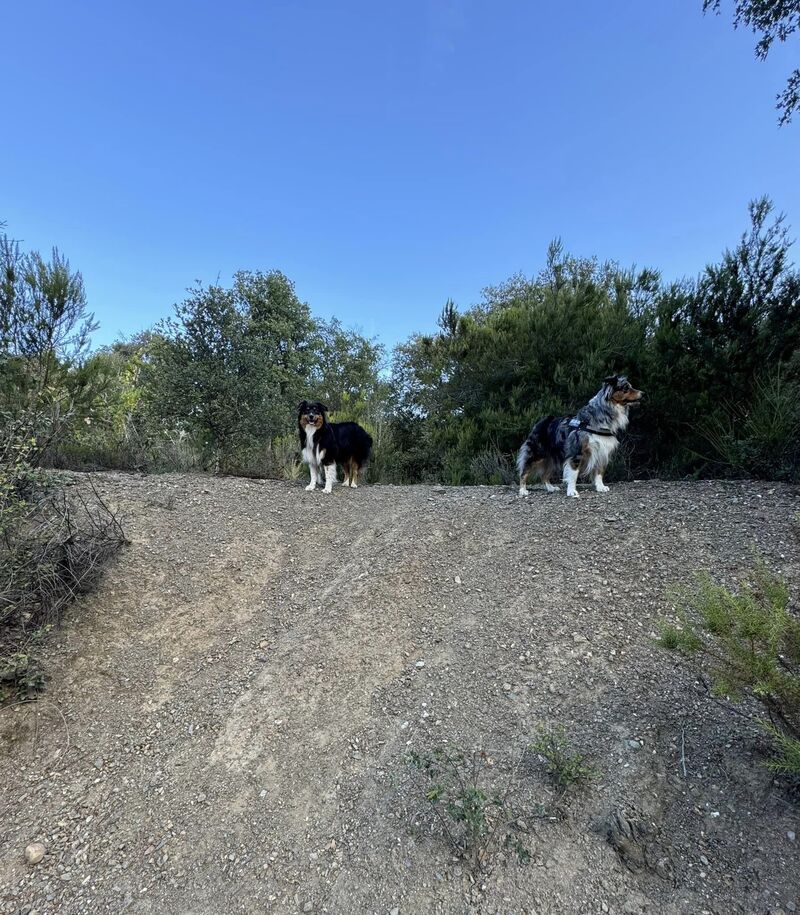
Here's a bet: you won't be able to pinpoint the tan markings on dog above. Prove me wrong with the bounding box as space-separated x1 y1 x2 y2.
540 464 553 485
577 436 592 472
523 458 545 483
611 388 642 405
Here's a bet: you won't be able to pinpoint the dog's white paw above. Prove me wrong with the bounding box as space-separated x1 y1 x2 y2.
595 484 610 493
544 483 559 493
567 490 580 498
351 482 358 488
518 487 529 497
305 482 316 491
323 486 333 494
342 480 351 487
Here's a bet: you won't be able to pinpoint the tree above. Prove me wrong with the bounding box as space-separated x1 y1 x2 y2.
647 197 800 479
704 0 800 125
0 227 100 460
307 317 388 421
148 270 313 468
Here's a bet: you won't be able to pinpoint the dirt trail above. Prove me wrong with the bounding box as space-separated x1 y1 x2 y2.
1 474 799 915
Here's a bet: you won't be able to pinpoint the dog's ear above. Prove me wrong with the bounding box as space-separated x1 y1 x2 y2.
318 403 329 414
603 375 618 388
298 400 308 414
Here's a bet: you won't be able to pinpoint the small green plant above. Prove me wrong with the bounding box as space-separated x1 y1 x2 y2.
408 746 530 871
0 650 46 701
531 725 598 790
659 560 800 777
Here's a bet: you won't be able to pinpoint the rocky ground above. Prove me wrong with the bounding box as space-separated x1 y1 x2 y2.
1 472 799 915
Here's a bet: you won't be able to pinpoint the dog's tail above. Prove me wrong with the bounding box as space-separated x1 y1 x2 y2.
517 415 554 478
516 439 533 479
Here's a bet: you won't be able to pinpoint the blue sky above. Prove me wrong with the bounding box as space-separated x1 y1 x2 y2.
2 0 798 351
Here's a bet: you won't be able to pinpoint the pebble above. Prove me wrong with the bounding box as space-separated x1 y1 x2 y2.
24 843 46 865
303 903 313 912
390 909 399 915
415 660 425 669
788 831 796 842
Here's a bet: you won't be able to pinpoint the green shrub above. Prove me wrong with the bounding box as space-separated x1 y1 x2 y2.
530 724 598 790
659 561 800 776
408 746 531 871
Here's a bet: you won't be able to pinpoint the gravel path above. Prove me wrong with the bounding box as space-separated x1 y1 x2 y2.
1 473 799 915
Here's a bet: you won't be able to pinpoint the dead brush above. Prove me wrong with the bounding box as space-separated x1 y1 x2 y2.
1 476 126 701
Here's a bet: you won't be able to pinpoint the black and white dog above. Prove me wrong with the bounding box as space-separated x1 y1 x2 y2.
297 401 373 494
517 375 643 498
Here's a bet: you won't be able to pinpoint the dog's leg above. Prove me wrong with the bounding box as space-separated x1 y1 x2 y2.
305 462 319 491
351 461 359 488
323 462 336 494
594 472 610 493
563 460 580 498
342 460 351 487
518 468 530 497
542 463 559 493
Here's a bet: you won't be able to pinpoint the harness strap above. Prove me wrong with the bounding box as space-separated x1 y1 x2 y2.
568 418 617 438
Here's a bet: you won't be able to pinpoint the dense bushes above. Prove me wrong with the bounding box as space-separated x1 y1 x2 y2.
2 197 798 485
392 200 800 484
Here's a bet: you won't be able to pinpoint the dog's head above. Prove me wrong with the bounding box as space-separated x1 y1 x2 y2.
602 375 643 406
298 400 328 430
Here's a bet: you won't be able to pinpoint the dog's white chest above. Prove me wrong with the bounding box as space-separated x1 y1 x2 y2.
590 433 618 456
302 426 318 465
587 432 619 470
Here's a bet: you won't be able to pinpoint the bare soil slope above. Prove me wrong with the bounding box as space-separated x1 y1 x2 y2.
1 474 799 915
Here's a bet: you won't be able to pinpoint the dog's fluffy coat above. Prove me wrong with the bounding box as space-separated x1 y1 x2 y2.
298 401 373 493
517 375 643 498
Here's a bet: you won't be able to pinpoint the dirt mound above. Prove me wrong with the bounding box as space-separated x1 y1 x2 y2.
1 474 798 914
